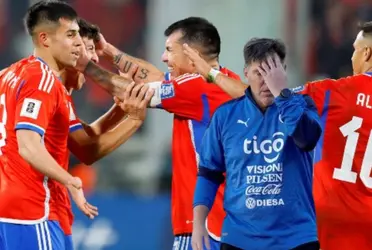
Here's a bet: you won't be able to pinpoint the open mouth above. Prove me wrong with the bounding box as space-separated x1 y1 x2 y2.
71 51 80 58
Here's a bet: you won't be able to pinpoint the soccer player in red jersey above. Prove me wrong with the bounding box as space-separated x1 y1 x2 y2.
0 1 97 249
57 18 153 250
185 25 372 250
78 17 241 250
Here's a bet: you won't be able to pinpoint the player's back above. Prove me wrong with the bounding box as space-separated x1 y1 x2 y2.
301 73 372 249
0 56 69 223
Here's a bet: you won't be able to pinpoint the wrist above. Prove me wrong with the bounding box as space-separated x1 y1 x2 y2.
64 175 77 188
104 43 118 60
276 88 292 99
127 115 144 126
206 68 221 83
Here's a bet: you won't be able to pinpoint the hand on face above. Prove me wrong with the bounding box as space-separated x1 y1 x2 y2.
257 54 288 97
94 33 108 56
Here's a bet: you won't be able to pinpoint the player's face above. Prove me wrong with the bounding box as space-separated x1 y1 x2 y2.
162 31 194 78
351 31 372 75
49 18 82 68
68 37 98 91
244 62 274 108
83 37 99 64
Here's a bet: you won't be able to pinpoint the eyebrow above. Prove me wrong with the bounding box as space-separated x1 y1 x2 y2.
66 29 79 34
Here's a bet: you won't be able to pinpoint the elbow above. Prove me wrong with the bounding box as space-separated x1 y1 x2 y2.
18 144 35 163
293 122 322 151
18 138 39 164
75 149 99 165
78 156 95 166
198 166 225 184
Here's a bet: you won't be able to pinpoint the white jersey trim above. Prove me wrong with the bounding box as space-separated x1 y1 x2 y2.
0 176 50 225
187 120 221 241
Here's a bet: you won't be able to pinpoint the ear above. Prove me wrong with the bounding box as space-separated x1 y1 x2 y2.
38 32 51 48
243 66 249 80
364 47 372 62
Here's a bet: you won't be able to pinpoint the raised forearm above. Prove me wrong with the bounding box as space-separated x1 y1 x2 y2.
83 61 131 99
76 118 142 165
85 104 126 136
214 74 247 98
275 94 322 151
104 43 164 83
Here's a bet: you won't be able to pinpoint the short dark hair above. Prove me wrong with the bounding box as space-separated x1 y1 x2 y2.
24 0 78 36
164 17 221 59
359 21 372 36
78 18 100 42
243 38 286 66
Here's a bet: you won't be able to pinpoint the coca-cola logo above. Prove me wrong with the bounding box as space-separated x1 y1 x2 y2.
245 183 282 196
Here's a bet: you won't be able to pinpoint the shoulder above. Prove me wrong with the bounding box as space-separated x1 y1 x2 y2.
214 95 245 117
172 73 204 85
220 67 241 80
22 59 60 94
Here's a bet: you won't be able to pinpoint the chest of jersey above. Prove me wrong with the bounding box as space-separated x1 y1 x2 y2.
44 90 70 166
221 103 289 167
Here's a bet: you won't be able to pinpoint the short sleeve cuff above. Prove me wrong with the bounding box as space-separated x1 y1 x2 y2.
69 123 84 133
15 122 45 137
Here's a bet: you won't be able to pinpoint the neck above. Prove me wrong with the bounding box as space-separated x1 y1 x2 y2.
363 64 372 74
250 90 269 112
33 47 63 72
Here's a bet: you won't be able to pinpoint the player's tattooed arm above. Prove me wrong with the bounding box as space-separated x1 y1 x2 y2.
83 61 131 100
103 43 164 83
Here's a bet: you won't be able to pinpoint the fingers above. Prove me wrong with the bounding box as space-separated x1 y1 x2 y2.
136 84 149 102
85 202 99 217
80 202 98 220
273 53 282 68
257 66 266 77
129 83 144 100
191 240 202 250
183 43 199 60
260 60 270 74
204 235 211 250
127 64 139 81
124 82 135 101
141 88 154 107
113 96 121 106
266 55 276 69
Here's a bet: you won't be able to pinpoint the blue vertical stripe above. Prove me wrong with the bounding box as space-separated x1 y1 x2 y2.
314 90 331 164
15 80 26 100
190 94 210 156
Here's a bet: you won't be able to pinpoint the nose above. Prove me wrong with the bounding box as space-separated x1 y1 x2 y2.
161 51 168 63
91 53 99 64
75 34 83 47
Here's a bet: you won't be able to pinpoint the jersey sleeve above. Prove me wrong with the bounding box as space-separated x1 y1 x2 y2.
194 109 225 209
199 109 226 172
14 72 59 137
153 74 205 120
68 100 83 133
292 78 338 115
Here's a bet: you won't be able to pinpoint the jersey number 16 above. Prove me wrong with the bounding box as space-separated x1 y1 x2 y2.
333 116 372 188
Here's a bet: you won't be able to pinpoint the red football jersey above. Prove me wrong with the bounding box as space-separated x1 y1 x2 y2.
160 68 240 239
56 94 83 235
300 73 372 250
0 56 71 224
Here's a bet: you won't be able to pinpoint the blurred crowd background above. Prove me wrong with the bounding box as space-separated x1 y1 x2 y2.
0 0 370 249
